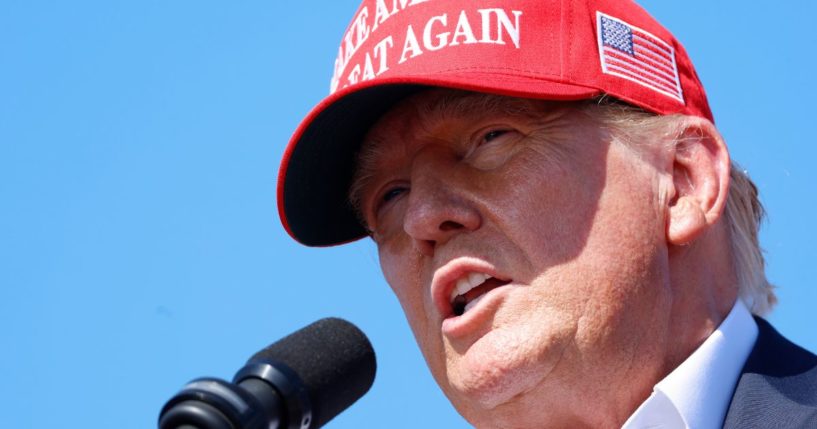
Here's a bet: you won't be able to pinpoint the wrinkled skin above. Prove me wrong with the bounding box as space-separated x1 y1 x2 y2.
352 90 736 428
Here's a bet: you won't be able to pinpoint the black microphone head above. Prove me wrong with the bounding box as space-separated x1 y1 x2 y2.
249 318 376 428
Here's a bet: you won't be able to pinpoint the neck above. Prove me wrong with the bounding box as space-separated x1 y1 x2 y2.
662 220 739 381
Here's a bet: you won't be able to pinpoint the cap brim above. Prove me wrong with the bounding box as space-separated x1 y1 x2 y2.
278 74 601 246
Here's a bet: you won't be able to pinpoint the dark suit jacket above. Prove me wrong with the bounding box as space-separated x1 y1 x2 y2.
722 318 817 428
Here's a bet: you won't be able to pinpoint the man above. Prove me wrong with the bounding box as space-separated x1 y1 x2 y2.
277 0 817 427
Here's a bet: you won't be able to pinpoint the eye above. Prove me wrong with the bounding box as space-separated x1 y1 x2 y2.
372 184 408 216
382 186 407 203
473 127 519 150
482 129 509 144
464 126 523 170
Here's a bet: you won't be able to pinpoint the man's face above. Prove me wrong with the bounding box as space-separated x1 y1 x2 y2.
353 90 676 425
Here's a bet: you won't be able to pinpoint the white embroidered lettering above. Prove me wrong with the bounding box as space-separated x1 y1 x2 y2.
361 52 376 81
423 14 449 51
330 7 525 93
450 10 477 46
372 0 392 31
355 7 371 48
373 36 394 75
399 24 423 64
347 63 362 85
477 9 522 48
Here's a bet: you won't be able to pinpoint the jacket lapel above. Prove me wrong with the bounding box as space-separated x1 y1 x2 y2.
722 318 817 428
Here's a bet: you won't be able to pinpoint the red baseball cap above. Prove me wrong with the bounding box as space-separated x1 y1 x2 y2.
278 0 713 246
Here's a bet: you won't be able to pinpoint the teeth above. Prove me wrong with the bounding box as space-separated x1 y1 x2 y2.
469 272 489 287
448 272 491 303
452 279 468 301
463 294 486 313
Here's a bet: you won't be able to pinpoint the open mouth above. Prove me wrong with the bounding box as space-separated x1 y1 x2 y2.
449 272 512 317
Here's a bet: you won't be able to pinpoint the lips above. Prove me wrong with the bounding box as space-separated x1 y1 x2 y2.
451 275 512 316
431 259 512 319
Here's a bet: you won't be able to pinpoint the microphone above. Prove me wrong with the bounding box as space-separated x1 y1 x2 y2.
158 318 376 429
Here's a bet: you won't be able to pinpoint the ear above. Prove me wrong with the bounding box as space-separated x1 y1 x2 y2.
666 117 731 245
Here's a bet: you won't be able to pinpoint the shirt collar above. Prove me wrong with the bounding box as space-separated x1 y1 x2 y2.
622 300 758 429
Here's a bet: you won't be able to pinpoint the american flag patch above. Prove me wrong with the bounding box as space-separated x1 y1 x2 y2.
596 12 684 103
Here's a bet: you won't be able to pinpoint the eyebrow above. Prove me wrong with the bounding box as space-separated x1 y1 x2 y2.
417 91 548 125
347 91 569 230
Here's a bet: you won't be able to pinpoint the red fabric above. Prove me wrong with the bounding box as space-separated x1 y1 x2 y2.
278 0 714 245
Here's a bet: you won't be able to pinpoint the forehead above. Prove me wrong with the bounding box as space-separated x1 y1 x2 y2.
348 89 590 214
366 89 550 141
357 90 562 168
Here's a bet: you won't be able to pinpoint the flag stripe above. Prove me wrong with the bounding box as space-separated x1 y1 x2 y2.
633 43 674 71
604 47 678 84
632 34 673 58
597 12 684 103
603 48 682 97
633 45 675 74
604 65 683 100
605 63 680 95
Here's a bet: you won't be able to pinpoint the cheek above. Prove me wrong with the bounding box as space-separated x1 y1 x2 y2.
379 241 417 305
554 149 671 354
487 152 608 270
378 242 451 380
378 240 433 336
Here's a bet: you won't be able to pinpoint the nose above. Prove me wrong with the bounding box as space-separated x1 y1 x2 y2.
403 147 482 256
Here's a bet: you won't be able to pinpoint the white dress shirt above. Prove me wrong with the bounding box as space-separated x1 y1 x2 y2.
621 300 758 429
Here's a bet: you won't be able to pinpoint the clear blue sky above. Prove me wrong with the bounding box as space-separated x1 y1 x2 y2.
2 1 815 428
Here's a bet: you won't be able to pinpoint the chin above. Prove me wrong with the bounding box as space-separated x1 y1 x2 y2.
447 335 551 411
448 365 548 429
